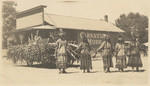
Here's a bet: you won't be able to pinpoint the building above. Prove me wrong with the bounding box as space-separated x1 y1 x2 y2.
6 5 128 49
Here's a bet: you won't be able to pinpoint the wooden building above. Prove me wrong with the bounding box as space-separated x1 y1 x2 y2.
6 5 128 49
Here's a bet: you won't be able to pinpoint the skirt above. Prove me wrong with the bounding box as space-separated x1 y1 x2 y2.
80 54 92 70
127 54 142 67
103 55 113 68
115 55 127 68
56 53 67 69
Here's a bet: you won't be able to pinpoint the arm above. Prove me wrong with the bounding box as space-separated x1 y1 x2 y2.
75 43 82 51
96 41 105 52
55 39 60 50
115 43 119 52
114 43 119 56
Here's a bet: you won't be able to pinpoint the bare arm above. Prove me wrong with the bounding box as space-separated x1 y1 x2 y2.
75 43 82 51
96 41 105 52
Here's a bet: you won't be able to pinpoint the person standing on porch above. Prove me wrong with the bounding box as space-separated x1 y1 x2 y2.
56 29 68 74
96 35 113 73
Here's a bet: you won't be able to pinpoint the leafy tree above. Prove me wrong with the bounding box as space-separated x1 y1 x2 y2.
115 12 148 43
2 1 17 49
2 1 17 33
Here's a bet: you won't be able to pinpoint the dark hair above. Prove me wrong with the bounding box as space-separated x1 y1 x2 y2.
117 38 124 43
82 35 89 44
105 37 111 43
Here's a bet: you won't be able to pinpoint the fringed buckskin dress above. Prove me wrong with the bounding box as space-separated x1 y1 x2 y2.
98 41 113 69
56 39 68 70
78 42 92 70
115 43 127 69
127 42 142 67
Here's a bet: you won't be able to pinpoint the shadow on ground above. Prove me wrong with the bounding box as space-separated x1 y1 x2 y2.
16 63 56 69
110 69 146 73
16 64 80 69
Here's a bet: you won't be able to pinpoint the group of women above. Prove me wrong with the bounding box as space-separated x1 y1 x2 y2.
55 29 143 74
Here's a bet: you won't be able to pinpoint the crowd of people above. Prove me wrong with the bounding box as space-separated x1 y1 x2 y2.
51 29 144 74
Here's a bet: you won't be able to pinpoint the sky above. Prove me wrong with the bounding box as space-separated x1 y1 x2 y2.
15 0 149 24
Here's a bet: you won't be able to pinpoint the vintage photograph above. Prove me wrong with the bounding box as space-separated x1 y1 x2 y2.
0 0 149 86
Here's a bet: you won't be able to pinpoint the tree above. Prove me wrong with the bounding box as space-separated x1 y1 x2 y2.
2 1 17 33
115 12 148 43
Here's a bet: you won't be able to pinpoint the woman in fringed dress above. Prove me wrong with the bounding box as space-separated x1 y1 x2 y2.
115 38 127 72
76 34 93 73
56 30 68 74
127 38 143 72
96 35 113 73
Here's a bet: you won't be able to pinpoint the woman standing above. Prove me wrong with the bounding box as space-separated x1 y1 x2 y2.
76 34 92 73
96 35 113 73
115 38 127 72
56 30 68 74
127 38 142 72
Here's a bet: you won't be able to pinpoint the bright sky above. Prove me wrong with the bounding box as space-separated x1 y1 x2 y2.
15 0 149 24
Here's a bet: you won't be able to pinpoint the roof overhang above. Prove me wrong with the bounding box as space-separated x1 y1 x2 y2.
3 25 56 35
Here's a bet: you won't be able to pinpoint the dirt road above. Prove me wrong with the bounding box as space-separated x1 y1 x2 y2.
0 54 149 86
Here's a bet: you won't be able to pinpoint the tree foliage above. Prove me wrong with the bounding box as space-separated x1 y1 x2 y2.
115 12 148 43
2 1 17 33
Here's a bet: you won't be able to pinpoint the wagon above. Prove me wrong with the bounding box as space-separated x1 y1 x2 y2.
6 39 79 67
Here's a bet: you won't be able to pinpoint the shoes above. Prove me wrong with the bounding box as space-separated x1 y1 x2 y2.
121 69 124 72
136 67 139 72
62 70 67 73
104 69 108 73
104 68 106 71
87 70 90 73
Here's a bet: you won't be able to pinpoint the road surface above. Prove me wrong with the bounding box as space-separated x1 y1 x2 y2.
0 51 149 86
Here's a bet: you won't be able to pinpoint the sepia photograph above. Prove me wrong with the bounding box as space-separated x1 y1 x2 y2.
0 0 149 86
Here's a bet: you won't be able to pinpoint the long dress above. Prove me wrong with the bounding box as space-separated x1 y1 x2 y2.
115 43 127 68
98 41 113 69
78 42 92 70
127 42 142 67
56 39 68 69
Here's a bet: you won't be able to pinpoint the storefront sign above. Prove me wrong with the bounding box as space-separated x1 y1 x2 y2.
80 32 106 45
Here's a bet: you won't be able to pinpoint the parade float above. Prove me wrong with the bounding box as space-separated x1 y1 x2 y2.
6 38 79 66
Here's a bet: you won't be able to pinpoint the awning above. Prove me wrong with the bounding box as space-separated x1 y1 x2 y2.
3 25 56 35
